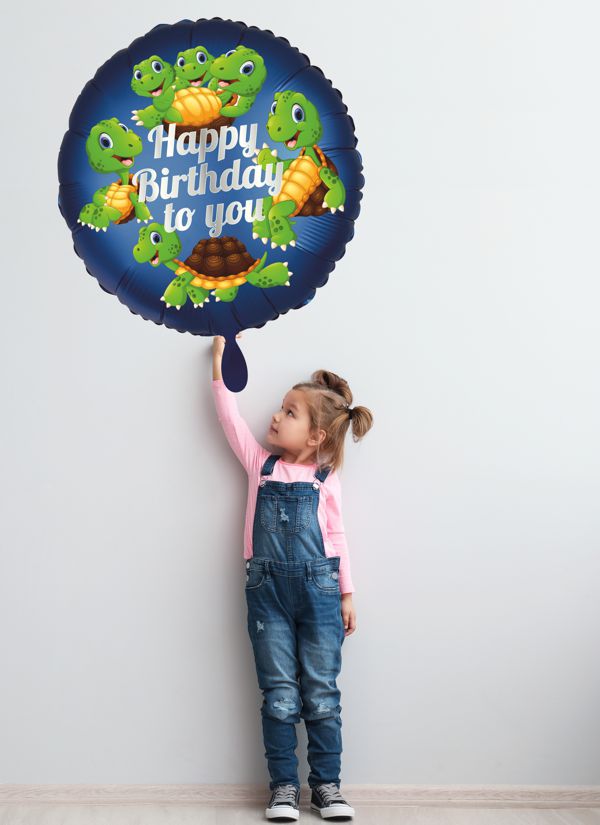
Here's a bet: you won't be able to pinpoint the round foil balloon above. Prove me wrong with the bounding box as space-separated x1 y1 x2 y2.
58 17 364 391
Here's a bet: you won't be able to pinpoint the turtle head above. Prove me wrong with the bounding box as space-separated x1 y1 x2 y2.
210 46 267 95
131 55 175 98
174 46 214 85
133 223 181 267
267 91 322 150
85 119 143 174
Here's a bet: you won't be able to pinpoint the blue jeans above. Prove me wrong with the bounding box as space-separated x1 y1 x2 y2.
245 454 346 791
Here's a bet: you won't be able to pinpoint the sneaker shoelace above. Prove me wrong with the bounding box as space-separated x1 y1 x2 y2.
272 784 298 805
316 782 344 803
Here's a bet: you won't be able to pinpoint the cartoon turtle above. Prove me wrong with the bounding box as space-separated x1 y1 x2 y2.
131 55 233 135
173 46 214 90
78 119 152 231
252 91 346 250
133 223 293 309
207 46 267 117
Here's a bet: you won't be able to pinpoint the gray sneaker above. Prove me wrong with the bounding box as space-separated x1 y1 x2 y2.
265 783 301 821
310 782 355 819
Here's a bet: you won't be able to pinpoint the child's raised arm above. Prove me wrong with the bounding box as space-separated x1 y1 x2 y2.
211 335 268 475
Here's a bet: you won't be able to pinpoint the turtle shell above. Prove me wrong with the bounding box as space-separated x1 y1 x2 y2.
274 147 340 218
163 86 234 137
184 236 257 278
105 175 137 225
297 154 339 217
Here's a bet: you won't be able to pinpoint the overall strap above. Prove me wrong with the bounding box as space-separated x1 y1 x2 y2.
312 464 332 489
260 454 280 477
315 465 331 482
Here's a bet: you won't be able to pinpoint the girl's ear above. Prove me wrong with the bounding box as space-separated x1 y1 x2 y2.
309 428 327 448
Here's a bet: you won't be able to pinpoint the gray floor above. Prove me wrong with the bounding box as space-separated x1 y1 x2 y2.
1 806 600 824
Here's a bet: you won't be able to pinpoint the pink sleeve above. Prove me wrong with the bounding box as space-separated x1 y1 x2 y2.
211 378 268 475
325 470 355 595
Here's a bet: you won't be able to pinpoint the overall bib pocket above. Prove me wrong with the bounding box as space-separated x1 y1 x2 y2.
259 495 313 534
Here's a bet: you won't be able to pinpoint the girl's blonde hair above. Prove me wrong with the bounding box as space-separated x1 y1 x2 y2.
292 370 374 474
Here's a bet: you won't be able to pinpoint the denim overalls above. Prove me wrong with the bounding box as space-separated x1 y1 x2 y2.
245 453 346 792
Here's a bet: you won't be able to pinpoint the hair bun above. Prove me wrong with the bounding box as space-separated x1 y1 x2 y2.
311 369 352 405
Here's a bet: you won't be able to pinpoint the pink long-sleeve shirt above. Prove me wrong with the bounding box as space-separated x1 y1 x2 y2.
212 378 355 594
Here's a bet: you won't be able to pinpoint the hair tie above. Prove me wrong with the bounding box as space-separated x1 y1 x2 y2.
347 406 354 420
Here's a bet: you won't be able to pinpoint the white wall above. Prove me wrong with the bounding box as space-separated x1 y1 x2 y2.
1 0 599 785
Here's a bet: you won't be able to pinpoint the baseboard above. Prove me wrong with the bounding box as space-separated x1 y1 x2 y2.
0 784 599 807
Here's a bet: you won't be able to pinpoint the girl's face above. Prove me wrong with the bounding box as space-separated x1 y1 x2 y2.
267 389 323 457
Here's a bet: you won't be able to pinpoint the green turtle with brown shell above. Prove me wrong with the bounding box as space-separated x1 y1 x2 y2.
133 223 294 309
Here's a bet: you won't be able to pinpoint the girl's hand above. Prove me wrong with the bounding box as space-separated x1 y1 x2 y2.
212 333 242 380
212 335 226 359
341 594 356 636
213 333 242 356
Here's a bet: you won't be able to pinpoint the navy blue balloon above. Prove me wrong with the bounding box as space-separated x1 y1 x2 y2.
58 17 364 391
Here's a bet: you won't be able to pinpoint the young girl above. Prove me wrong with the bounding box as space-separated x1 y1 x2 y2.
211 334 373 821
